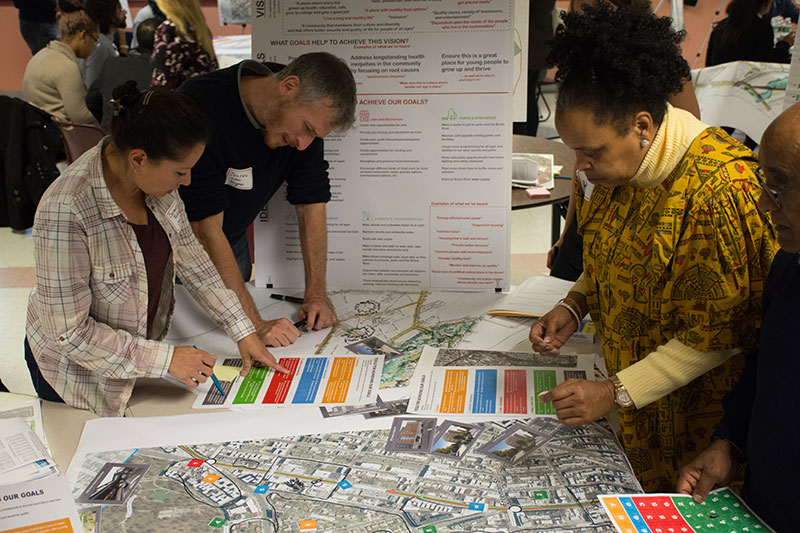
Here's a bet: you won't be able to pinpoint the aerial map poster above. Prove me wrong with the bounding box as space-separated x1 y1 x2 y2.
251 0 513 291
69 416 641 532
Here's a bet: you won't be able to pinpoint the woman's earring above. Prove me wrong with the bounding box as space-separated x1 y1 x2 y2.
640 138 650 148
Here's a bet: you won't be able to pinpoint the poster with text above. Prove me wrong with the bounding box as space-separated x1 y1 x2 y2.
407 346 595 417
252 0 513 291
192 355 383 409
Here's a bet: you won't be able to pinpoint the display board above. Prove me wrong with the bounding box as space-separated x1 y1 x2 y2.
251 0 513 291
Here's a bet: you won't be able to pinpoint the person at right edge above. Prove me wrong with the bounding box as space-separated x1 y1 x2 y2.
528 2 777 492
676 103 800 532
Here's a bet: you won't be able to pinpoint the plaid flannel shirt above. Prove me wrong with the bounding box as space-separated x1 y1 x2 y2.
26 140 255 416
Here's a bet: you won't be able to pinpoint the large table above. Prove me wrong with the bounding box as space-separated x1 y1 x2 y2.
511 134 576 245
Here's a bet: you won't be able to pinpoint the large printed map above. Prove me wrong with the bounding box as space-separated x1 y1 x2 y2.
167 288 527 389
692 60 789 143
71 417 639 532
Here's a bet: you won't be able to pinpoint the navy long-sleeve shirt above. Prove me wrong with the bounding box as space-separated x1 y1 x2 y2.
713 249 800 531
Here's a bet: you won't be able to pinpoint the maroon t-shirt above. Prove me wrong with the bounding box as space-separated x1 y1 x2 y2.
129 208 171 338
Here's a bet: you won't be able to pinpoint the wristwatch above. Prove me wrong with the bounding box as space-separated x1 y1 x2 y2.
608 375 634 408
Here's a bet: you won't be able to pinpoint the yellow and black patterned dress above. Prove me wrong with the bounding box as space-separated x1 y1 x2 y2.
575 128 777 491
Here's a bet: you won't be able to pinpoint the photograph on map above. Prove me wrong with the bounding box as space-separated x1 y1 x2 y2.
429 420 484 460
346 336 403 360
78 508 101 532
363 398 408 419
77 462 150 505
477 424 538 464
385 417 437 453
320 396 386 418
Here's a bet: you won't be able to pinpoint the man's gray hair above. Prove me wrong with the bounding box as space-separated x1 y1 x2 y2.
274 52 357 131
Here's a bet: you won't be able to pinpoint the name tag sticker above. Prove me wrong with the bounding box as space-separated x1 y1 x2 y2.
165 198 182 231
577 170 594 200
226 167 254 190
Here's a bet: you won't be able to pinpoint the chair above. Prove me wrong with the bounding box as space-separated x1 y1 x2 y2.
51 119 106 164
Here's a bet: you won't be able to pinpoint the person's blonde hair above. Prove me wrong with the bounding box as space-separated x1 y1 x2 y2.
154 0 216 60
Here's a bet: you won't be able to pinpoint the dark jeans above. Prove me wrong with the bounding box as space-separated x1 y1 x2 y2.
24 338 65 403
19 18 58 55
230 230 253 282
550 211 584 282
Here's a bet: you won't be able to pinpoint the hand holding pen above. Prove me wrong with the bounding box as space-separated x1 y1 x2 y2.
271 293 338 331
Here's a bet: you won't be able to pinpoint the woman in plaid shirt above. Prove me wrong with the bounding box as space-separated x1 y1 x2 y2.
25 81 287 416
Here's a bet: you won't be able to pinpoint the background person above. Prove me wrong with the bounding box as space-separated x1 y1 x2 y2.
178 52 356 347
706 0 794 66
22 1 99 125
150 0 217 90
86 17 158 130
14 0 58 56
770 0 799 22
676 103 800 533
81 0 127 87
528 2 777 491
130 0 165 50
25 82 286 416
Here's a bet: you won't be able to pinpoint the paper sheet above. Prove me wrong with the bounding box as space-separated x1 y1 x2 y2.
487 274 576 317
0 476 81 531
192 355 383 409
407 346 595 416
0 418 50 475
0 397 48 450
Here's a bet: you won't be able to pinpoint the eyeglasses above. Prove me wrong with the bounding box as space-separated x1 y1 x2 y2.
755 171 800 209
86 32 100 48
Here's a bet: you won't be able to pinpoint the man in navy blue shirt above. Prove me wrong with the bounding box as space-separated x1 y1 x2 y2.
677 103 800 532
179 52 356 346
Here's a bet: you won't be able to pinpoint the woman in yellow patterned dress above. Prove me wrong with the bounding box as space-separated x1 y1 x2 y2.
529 2 777 491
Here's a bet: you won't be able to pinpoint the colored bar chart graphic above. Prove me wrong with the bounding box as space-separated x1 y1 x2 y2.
600 488 774 533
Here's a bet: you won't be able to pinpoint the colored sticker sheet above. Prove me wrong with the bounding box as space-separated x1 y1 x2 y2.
599 487 775 533
407 346 595 416
192 355 383 409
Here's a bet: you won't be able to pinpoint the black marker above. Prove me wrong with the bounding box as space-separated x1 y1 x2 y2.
270 294 304 304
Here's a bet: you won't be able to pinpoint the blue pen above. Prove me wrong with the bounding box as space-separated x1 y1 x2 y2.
193 345 226 396
210 374 226 397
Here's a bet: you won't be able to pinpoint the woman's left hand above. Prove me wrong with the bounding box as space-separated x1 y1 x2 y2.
539 378 617 426
236 333 289 376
